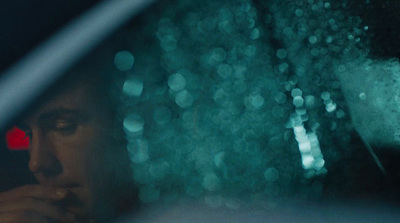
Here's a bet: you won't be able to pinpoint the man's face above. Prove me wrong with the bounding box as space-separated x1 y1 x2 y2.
19 80 116 220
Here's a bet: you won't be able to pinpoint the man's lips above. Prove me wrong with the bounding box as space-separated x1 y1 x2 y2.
54 186 89 218
51 184 84 207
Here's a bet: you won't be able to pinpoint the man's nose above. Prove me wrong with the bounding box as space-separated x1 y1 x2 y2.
28 132 62 177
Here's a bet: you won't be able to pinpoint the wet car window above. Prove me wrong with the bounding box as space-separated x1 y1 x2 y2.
1 0 400 222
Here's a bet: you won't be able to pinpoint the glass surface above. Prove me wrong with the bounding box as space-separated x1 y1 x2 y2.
2 0 400 222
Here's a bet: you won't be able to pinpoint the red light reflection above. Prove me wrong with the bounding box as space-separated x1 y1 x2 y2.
5 126 30 150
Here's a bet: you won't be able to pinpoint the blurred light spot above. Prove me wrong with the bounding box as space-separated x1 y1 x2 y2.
304 95 316 109
123 114 144 136
278 63 289 73
325 102 337 113
123 78 143 97
264 168 279 182
295 9 303 16
302 155 314 169
293 96 304 107
359 92 367 100
308 35 317 44
250 28 260 39
114 51 134 71
291 88 302 97
211 47 227 62
276 48 287 59
321 91 330 100
175 90 194 108
214 152 225 168
336 109 346 118
5 127 30 150
168 73 186 91
310 48 320 56
248 94 264 109
127 139 149 163
245 45 257 57
217 64 232 79
274 92 287 104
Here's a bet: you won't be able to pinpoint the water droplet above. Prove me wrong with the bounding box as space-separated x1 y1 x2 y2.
310 48 320 57
211 47 227 62
248 94 264 109
308 35 317 44
123 78 143 97
325 36 333 43
114 51 134 71
245 45 257 57
124 114 144 136
278 63 289 73
250 28 260 39
168 73 186 91
302 155 314 169
291 88 302 97
321 91 330 100
160 35 178 52
175 90 194 108
127 139 149 163
325 102 337 113
293 96 304 107
219 20 233 33
295 9 303 16
359 92 367 100
264 168 279 182
274 92 287 104
295 108 307 115
336 109 345 118
217 64 232 79
305 95 316 109
338 65 346 72
276 48 287 59
214 152 225 168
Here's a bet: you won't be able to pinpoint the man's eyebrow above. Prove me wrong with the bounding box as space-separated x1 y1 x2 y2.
37 108 87 122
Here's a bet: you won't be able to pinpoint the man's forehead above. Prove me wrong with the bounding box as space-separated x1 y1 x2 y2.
26 82 94 121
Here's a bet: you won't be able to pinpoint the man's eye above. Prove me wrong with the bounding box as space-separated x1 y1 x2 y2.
54 120 77 134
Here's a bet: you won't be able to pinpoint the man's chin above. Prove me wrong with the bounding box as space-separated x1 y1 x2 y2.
64 188 115 222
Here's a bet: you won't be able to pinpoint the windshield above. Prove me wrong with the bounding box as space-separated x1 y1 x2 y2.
1 0 400 222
